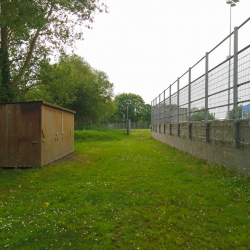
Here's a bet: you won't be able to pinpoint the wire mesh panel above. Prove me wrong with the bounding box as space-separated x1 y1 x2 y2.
238 46 250 106
152 99 157 125
151 18 250 126
190 75 205 121
156 99 160 124
170 92 178 123
207 58 233 119
164 87 170 123
159 92 164 124
179 85 188 122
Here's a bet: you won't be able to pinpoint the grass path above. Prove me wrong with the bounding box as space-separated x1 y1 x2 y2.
0 130 250 249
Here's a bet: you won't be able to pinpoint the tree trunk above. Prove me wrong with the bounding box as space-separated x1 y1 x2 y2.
0 3 14 103
0 2 8 71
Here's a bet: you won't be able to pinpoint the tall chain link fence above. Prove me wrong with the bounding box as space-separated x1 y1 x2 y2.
152 18 250 128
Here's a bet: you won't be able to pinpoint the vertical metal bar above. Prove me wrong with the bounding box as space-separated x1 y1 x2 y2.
169 84 172 135
205 52 209 142
153 99 154 127
155 97 157 132
159 94 161 132
153 99 155 131
127 119 129 135
152 100 153 127
177 78 180 137
228 4 232 120
151 101 152 129
234 26 239 148
155 98 156 126
227 60 231 120
164 90 165 134
155 97 156 126
188 67 192 139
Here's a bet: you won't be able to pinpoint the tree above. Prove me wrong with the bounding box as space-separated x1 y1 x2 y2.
0 0 107 102
114 93 146 122
191 107 215 121
225 105 243 119
140 104 151 123
0 47 14 102
25 54 115 120
69 65 115 119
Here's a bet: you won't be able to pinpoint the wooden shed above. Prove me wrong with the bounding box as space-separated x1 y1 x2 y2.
0 101 75 168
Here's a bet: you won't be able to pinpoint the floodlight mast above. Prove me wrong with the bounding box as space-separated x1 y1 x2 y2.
226 0 239 119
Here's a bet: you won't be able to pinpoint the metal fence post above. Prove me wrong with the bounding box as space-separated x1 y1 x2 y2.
153 98 155 131
154 98 157 132
151 101 153 131
169 84 172 135
154 98 155 128
188 67 192 139
127 119 129 135
205 52 209 143
177 78 180 137
227 58 231 120
159 94 161 132
164 90 165 134
234 26 239 148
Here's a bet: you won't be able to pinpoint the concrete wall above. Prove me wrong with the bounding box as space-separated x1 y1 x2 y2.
152 119 250 177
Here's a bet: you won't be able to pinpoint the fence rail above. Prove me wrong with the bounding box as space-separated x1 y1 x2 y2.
109 122 150 132
151 17 250 147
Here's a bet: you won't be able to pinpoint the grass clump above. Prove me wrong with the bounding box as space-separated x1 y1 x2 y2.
75 124 109 132
0 130 250 249
74 129 125 142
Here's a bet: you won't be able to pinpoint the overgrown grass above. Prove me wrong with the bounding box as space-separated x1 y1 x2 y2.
0 130 250 249
74 129 125 142
75 124 110 132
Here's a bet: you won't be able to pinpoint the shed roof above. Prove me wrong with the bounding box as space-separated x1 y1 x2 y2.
0 101 76 114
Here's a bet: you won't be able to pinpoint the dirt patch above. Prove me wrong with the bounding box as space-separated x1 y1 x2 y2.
45 153 79 166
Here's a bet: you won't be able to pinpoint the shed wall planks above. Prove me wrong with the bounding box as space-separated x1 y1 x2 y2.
0 101 75 168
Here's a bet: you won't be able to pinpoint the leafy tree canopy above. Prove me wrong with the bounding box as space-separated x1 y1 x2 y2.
25 54 115 120
114 93 150 122
0 0 106 102
140 104 151 123
191 107 215 121
225 105 243 119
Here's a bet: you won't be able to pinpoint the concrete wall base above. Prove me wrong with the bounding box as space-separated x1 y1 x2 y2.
152 120 250 177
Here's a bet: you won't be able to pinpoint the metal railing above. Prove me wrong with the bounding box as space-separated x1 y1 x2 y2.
109 122 150 132
151 17 250 147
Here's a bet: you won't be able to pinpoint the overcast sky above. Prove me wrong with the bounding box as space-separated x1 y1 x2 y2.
75 0 250 104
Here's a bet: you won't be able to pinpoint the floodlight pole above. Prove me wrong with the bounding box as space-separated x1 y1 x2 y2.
227 4 232 120
226 0 239 119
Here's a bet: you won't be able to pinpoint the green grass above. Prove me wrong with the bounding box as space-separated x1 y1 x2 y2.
74 129 125 142
0 130 250 249
75 124 110 132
